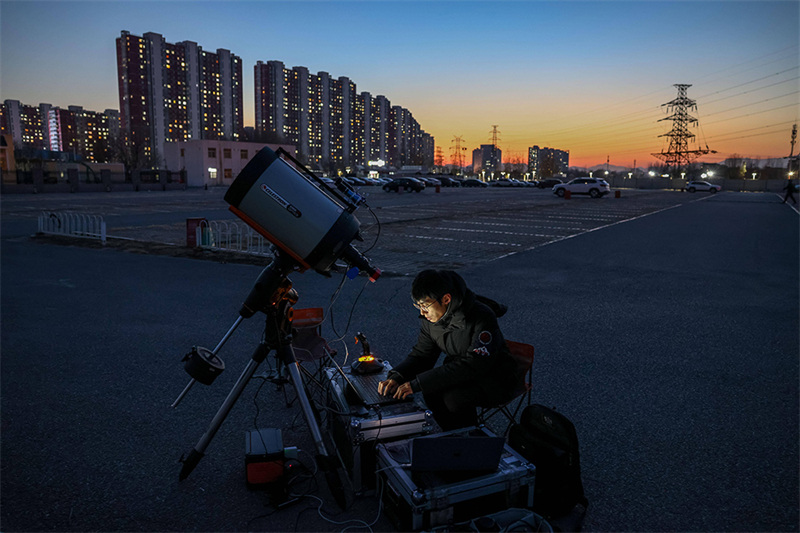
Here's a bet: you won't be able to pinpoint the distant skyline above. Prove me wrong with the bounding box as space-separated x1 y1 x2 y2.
1 1 798 168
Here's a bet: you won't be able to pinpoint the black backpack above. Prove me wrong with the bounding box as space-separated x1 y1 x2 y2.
508 405 588 522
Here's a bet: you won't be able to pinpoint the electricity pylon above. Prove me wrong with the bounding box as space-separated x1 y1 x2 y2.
434 146 444 168
450 136 466 174
652 84 715 171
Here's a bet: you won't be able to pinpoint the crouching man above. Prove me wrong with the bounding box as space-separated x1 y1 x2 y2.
378 269 521 430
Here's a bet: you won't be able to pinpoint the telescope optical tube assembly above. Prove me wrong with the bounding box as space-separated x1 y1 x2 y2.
224 147 379 281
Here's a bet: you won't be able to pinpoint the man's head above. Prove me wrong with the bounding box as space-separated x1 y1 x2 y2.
411 270 455 323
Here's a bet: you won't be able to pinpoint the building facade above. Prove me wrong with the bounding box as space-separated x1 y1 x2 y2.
116 31 243 166
1 100 120 163
473 144 502 177
254 60 433 173
1 100 52 150
48 106 120 163
528 145 569 177
163 140 295 188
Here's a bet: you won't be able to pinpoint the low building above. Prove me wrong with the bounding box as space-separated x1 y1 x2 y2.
163 140 296 187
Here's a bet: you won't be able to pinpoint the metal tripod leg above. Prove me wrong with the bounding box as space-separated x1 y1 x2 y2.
282 347 329 457
179 343 269 480
178 342 335 481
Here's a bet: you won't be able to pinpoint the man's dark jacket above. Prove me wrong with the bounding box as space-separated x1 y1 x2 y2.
387 271 520 405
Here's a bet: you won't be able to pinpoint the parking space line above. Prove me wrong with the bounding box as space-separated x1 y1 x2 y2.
405 234 522 247
417 225 560 238
451 220 578 232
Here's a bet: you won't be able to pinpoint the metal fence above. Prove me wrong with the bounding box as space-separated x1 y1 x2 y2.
37 211 107 244
196 220 272 256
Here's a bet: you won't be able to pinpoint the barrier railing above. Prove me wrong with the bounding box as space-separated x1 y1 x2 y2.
196 220 272 256
37 211 106 244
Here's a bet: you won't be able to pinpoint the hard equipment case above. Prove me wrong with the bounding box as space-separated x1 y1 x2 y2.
376 426 536 531
324 365 435 493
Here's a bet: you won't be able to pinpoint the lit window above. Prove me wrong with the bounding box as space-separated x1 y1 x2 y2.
208 167 217 179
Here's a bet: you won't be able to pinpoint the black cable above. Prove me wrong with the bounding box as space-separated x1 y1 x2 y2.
361 205 381 254
330 276 370 341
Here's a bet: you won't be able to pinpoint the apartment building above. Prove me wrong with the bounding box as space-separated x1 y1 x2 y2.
1 100 119 163
528 145 569 177
254 60 433 172
116 31 243 164
473 144 502 176
1 100 52 150
48 106 120 162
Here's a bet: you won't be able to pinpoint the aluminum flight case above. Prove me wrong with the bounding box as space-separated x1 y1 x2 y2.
376 426 536 531
324 364 435 494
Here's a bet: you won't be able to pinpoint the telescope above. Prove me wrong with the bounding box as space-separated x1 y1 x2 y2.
225 147 379 283
173 147 380 507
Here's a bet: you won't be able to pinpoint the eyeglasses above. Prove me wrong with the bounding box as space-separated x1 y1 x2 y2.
412 299 438 311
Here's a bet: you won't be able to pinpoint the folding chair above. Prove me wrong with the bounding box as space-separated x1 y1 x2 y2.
477 340 534 436
284 308 337 405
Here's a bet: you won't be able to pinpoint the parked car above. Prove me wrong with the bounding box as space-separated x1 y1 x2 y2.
553 177 611 198
438 176 461 187
685 180 721 193
462 178 488 188
383 177 425 192
536 178 564 189
419 177 441 187
491 179 515 187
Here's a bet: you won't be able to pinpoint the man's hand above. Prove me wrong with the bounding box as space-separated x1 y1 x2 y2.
377 378 399 397
393 382 414 400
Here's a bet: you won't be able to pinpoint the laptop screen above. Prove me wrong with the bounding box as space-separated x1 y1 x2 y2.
409 435 505 473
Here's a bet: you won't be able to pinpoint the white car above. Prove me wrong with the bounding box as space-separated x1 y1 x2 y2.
686 181 721 193
553 177 611 198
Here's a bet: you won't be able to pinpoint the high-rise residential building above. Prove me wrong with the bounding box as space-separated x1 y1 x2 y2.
2 100 119 163
528 145 569 177
1 100 52 150
254 61 432 172
116 31 243 165
473 144 502 176
48 106 120 163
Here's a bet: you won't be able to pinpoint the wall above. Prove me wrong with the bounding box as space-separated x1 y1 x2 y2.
163 140 296 187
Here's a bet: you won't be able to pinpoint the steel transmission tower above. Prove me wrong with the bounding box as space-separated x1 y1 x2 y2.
489 125 501 148
652 84 715 170
434 146 444 168
450 136 467 174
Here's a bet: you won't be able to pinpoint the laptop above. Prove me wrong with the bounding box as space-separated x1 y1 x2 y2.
339 364 410 408
409 434 505 473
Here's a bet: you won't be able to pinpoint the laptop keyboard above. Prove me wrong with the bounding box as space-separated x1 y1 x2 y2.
349 372 406 406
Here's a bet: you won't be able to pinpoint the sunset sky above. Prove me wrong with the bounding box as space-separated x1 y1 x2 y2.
1 0 798 168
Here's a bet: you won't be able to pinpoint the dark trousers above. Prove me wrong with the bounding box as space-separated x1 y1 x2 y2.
783 189 796 204
422 383 510 431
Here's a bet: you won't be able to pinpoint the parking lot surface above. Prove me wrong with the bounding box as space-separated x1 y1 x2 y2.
1 188 798 532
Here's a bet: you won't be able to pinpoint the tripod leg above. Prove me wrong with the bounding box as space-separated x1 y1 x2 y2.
281 345 348 508
179 344 270 481
285 360 329 457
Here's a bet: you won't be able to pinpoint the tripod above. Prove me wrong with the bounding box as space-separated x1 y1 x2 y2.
173 250 347 507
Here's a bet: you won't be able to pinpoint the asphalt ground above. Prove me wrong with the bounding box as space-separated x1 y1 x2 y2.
1 187 798 532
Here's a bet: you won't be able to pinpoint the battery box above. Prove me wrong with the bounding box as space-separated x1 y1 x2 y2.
245 428 285 490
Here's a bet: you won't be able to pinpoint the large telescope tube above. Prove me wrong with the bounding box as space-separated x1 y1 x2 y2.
224 147 379 281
